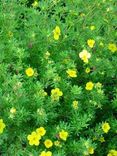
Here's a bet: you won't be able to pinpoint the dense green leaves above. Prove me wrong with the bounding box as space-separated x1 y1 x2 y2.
0 0 117 156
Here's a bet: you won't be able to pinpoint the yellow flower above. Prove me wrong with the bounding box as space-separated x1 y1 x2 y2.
102 122 110 133
37 90 47 97
108 43 117 53
80 13 85 17
53 26 61 40
66 69 77 78
40 151 46 156
85 82 94 90
99 137 105 143
25 67 34 77
27 131 41 146
10 107 16 114
45 51 50 59
0 119 6 134
40 151 52 156
95 82 102 88
8 31 13 38
51 88 63 101
85 67 90 73
53 76 61 82
107 150 117 156
79 50 91 63
54 140 61 147
90 25 95 30
44 139 53 148
32 1 38 7
36 127 46 136
59 130 68 141
72 100 78 109
88 147 94 154
87 39 95 48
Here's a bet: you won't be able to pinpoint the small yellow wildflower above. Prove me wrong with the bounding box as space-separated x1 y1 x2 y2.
99 137 105 143
108 43 117 53
80 13 85 17
40 151 52 156
88 147 94 154
0 119 6 134
53 76 61 82
85 82 94 90
37 90 47 97
72 100 78 109
45 151 52 156
36 127 46 136
45 51 50 59
10 107 16 114
37 108 45 116
54 140 61 147
107 149 117 156
95 82 102 88
40 151 46 156
90 25 95 31
59 130 68 141
8 31 13 38
102 122 110 133
44 139 53 148
25 67 34 77
66 69 77 78
51 88 63 101
53 26 61 40
9 107 17 118
32 1 38 7
85 67 90 73
79 50 91 63
87 39 95 48
27 131 41 146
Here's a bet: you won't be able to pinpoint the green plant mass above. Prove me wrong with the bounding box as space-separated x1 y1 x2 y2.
0 0 117 156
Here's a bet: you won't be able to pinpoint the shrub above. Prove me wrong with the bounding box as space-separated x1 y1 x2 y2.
0 0 117 156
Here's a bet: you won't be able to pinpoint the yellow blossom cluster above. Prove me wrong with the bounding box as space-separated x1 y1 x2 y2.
27 127 54 155
27 127 46 146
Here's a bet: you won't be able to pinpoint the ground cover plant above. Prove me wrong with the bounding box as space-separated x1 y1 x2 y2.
0 0 117 155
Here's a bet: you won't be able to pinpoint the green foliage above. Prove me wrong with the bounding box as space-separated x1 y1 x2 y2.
0 0 117 156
